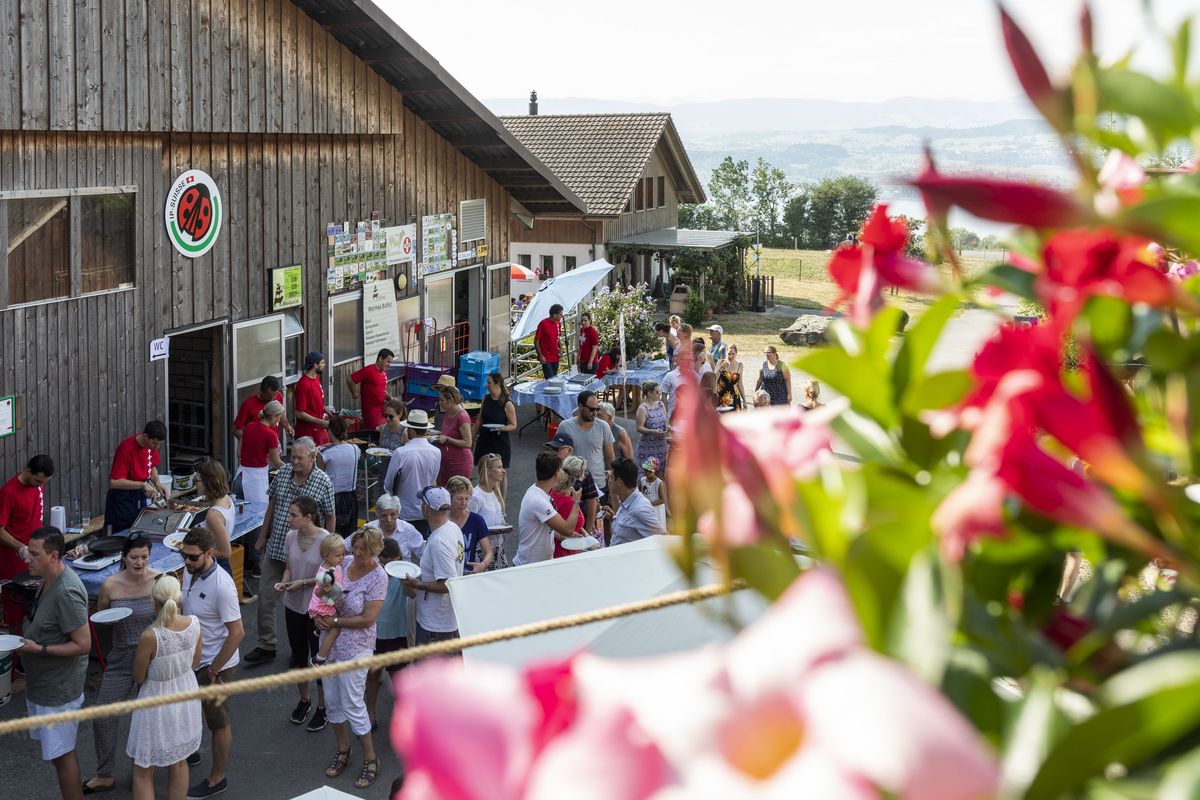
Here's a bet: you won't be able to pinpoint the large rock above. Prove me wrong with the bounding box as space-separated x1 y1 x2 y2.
779 314 836 346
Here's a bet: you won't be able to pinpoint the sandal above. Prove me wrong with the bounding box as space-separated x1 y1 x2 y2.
325 750 351 779
355 758 379 789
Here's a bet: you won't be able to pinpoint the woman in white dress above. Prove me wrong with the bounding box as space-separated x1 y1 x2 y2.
126 575 203 800
469 453 509 569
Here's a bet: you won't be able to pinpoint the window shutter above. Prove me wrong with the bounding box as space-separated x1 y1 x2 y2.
459 198 486 242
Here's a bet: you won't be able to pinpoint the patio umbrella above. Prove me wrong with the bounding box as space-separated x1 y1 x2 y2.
511 263 537 281
510 258 615 341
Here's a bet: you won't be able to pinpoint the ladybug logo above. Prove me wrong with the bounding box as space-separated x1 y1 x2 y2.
165 169 222 258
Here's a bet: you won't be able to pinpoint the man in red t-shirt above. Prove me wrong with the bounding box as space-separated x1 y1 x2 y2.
104 420 167 534
535 303 564 379
0 454 53 581
346 348 394 429
233 374 293 443
294 351 334 445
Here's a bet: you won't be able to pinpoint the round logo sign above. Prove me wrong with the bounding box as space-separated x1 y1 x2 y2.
165 169 222 258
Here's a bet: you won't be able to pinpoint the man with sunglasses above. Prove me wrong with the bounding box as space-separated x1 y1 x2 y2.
0 453 53 581
18 526 90 800
180 528 244 799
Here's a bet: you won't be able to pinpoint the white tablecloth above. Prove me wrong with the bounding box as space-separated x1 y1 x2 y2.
512 375 607 419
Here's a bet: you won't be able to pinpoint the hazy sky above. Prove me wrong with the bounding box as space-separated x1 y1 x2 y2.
377 0 1194 104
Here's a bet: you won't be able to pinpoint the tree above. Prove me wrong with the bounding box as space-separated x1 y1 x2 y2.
949 227 982 251
783 176 879 249
708 157 751 231
980 234 1001 250
749 158 792 244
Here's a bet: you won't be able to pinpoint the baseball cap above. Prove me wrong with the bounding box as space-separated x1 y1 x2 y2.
707 324 724 335
304 351 326 369
545 433 575 450
418 486 451 511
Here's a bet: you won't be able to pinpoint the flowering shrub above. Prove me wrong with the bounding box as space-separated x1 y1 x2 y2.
393 5 1200 798
582 283 659 360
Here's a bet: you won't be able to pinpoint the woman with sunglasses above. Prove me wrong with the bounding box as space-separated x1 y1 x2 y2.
434 386 474 486
376 399 408 453
83 534 160 794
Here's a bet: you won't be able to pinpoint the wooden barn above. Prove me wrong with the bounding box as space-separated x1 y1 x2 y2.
0 0 583 512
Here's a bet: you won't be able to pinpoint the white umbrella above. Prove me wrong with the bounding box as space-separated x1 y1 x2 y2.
510 258 615 341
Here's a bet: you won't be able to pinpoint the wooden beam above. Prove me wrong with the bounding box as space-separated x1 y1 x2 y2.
476 158 541 171
359 47 418 65
398 79 453 94
318 11 375 29
445 134 507 147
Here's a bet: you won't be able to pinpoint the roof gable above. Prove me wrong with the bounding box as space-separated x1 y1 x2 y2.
498 113 706 216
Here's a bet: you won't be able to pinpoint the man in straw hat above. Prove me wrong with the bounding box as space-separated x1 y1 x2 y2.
383 410 442 535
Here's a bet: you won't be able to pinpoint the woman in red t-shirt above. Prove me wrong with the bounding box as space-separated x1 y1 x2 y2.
578 312 600 374
239 400 285 504
552 456 589 558
595 346 622 380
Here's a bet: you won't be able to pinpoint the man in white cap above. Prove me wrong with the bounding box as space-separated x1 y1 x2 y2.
383 410 442 535
706 324 727 369
402 486 464 647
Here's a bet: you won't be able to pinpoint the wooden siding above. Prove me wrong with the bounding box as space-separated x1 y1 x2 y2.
0 4 514 511
509 217 598 245
1 0 403 136
604 146 680 242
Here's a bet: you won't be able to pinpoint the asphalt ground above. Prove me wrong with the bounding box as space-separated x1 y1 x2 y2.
0 401 635 800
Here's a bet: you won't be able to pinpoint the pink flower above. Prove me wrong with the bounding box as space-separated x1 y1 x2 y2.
390 570 1000 800
932 470 1008 561
1169 259 1200 282
1095 152 1145 216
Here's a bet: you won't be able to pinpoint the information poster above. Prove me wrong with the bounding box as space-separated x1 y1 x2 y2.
362 279 401 360
384 224 416 266
271 264 303 309
0 395 14 439
419 212 457 278
326 211 388 293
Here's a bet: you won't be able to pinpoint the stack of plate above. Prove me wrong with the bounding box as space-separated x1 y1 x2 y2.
543 385 563 395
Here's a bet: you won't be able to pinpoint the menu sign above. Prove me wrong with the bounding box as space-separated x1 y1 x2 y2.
362 279 401 360
326 212 388 293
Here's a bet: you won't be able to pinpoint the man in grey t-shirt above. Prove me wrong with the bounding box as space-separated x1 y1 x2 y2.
19 526 92 797
556 391 615 492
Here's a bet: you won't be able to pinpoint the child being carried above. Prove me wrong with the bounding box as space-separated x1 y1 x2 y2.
310 533 346 665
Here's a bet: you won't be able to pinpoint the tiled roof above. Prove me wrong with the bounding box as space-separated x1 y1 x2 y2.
499 113 695 216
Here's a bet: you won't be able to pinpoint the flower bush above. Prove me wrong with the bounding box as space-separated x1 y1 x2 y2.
582 283 660 360
392 5 1200 798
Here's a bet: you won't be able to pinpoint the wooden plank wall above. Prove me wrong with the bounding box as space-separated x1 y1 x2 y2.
605 147 680 242
509 217 599 245
1 0 405 137
0 0 517 509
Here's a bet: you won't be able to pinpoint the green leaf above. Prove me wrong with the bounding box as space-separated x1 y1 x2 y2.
865 305 903 362
1080 295 1133 359
1002 668 1068 798
977 263 1038 301
727 546 802 601
801 348 897 427
1119 197 1200 256
831 409 903 467
1159 744 1200 800
894 295 961 408
1173 19 1192 87
1024 652 1200 800
903 370 973 414
1095 68 1195 144
888 550 952 683
941 648 1007 744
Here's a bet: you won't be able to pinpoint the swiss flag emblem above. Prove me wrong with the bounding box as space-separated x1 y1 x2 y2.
185 175 195 183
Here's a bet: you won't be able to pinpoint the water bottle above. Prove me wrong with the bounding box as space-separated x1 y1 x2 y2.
71 496 81 529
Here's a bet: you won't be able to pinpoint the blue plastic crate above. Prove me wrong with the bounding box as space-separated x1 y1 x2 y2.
458 380 487 401
407 363 454 384
458 351 500 377
406 380 440 398
405 395 438 413
457 371 487 390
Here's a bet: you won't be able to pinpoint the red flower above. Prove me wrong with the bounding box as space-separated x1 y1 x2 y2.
1038 228 1179 325
911 154 1089 229
827 205 942 325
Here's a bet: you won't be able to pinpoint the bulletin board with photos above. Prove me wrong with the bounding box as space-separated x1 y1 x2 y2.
325 211 390 294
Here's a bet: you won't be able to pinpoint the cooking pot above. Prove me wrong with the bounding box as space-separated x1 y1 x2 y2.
175 472 195 491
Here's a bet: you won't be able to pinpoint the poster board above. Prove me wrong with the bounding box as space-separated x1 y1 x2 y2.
362 279 401 360
0 395 14 439
419 212 457 278
271 264 303 310
325 212 388 294
383 224 416 265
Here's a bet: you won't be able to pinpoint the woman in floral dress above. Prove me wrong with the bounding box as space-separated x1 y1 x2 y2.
635 381 670 473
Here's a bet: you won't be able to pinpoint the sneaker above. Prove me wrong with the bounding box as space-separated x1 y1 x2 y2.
243 647 276 665
239 590 257 606
249 566 262 579
306 706 328 732
186 751 202 767
289 698 312 725
186 777 227 799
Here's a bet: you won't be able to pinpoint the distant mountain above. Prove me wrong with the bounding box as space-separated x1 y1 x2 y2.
485 95 1040 135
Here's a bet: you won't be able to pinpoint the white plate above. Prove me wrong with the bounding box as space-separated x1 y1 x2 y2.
542 386 562 395
560 535 600 552
0 633 24 652
91 607 133 624
716 405 735 413
366 447 391 457
488 524 513 534
163 532 186 551
482 423 505 430
384 560 420 580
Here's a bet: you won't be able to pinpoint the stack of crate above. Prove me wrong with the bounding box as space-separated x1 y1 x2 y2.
457 351 500 401
404 363 454 412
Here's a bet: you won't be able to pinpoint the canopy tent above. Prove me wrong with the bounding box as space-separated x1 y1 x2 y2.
511 263 537 281
510 258 615 342
446 537 772 669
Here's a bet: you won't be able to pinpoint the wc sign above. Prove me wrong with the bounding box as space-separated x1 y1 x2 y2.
165 169 223 258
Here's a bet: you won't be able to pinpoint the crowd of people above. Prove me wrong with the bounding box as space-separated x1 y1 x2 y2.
0 309 825 799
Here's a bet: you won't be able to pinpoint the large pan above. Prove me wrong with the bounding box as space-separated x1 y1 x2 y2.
87 536 128 556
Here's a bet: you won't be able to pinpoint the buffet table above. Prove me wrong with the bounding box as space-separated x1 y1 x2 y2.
72 500 268 597
511 375 607 421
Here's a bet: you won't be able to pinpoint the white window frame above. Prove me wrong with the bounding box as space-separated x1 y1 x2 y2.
232 314 286 392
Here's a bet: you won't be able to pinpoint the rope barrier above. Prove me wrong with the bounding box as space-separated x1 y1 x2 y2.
0 581 744 736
